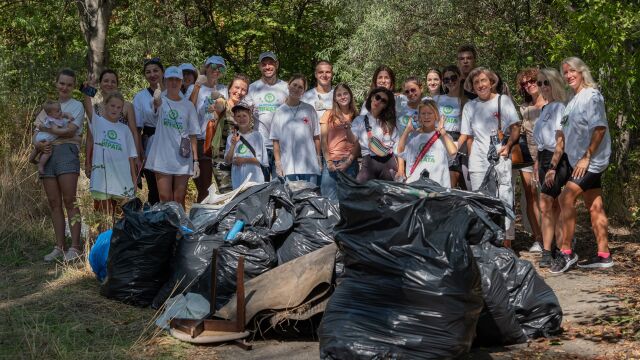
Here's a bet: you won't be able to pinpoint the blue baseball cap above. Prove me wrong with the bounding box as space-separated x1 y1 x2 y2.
258 51 278 62
205 55 226 67
164 66 183 79
179 63 198 73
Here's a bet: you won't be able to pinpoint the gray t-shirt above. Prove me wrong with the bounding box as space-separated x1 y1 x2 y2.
533 101 565 152
461 94 520 173
560 87 610 173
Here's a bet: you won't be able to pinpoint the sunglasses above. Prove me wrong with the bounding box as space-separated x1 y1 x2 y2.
373 93 388 104
143 57 161 65
520 79 536 87
404 88 420 95
536 80 551 87
442 75 458 84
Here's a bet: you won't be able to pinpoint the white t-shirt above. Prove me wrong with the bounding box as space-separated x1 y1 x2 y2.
351 114 401 157
145 97 200 175
533 102 565 152
224 131 267 189
301 87 333 120
395 102 418 136
269 102 320 175
89 113 137 197
560 88 611 173
400 131 452 187
461 94 520 173
191 84 228 140
435 95 463 132
247 79 289 148
133 88 157 128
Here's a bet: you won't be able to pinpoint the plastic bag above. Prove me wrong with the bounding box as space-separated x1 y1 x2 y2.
101 198 182 307
277 183 340 264
319 173 485 359
89 229 112 282
472 242 563 339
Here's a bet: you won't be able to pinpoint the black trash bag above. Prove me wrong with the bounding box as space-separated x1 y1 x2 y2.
473 260 528 346
151 231 226 309
101 198 182 307
472 242 563 339
319 173 485 359
213 230 278 309
277 183 340 265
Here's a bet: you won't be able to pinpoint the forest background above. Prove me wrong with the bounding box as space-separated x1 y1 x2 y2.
0 0 639 255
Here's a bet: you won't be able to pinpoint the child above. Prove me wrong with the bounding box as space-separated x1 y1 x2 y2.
224 101 267 189
30 100 73 174
83 91 138 215
397 100 458 186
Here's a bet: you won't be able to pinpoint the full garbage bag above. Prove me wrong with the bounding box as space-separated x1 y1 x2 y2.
472 242 563 339
277 182 340 264
101 199 184 307
89 229 111 282
319 174 486 359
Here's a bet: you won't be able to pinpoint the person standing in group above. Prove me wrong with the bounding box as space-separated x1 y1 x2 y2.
133 57 164 204
179 63 198 98
224 101 268 188
397 100 458 186
301 60 334 121
436 65 468 188
457 45 478 100
189 55 229 202
459 67 521 248
351 87 400 182
145 66 200 207
532 68 570 268
361 65 400 116
550 57 613 273
396 77 423 136
35 69 85 262
320 83 360 199
516 68 545 252
246 51 289 181
270 74 321 183
82 89 137 216
423 68 444 100
84 69 141 182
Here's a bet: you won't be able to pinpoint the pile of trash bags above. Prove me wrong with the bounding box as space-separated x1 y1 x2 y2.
318 173 562 359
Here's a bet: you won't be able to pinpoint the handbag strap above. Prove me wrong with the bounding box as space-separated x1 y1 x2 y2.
409 132 440 176
238 135 257 158
497 94 502 132
363 114 372 137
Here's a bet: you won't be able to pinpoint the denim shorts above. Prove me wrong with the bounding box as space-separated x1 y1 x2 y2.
40 143 80 178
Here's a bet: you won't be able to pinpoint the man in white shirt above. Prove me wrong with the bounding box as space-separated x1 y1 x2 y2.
301 60 334 120
246 51 289 180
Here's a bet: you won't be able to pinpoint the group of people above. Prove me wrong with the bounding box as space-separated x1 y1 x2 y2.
32 45 613 274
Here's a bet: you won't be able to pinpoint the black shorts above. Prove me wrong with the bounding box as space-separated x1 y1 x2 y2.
569 169 603 192
537 150 571 198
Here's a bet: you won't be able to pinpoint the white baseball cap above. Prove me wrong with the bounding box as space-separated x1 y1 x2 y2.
258 51 278 62
205 55 226 67
179 63 198 73
164 66 183 79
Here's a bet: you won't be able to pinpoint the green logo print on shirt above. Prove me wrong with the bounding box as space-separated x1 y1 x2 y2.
98 130 122 151
163 109 184 131
107 130 118 140
264 93 276 103
237 143 248 155
442 105 454 115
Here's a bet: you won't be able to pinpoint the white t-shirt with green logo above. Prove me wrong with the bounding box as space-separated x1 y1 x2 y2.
269 102 321 175
395 102 418 136
560 87 611 173
190 84 229 140
399 131 451 187
145 97 200 175
247 79 289 149
89 113 137 198
435 95 462 132
224 130 267 189
301 87 333 120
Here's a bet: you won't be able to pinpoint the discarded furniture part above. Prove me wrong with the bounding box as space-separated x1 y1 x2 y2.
169 254 250 347
217 243 337 324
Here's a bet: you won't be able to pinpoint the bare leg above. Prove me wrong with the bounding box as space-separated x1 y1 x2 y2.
173 175 191 208
155 173 174 202
520 170 542 241
558 182 583 251
195 160 212 203
29 147 40 164
58 173 81 249
539 193 557 251
38 153 51 174
582 188 610 253
42 178 66 250
449 171 460 189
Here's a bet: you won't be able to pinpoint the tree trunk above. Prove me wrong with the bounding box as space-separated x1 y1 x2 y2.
75 0 112 79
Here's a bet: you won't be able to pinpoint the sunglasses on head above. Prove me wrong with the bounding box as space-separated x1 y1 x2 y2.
536 80 551 87
404 88 419 95
374 93 388 104
143 57 161 65
442 75 458 84
520 79 536 87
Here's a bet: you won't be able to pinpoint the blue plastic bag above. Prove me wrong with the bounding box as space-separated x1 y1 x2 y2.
89 229 112 282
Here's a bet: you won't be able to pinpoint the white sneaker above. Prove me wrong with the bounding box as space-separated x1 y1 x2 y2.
44 247 65 262
63 247 83 262
528 241 543 253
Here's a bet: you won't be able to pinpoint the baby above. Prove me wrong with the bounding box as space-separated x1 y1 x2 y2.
30 100 72 174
